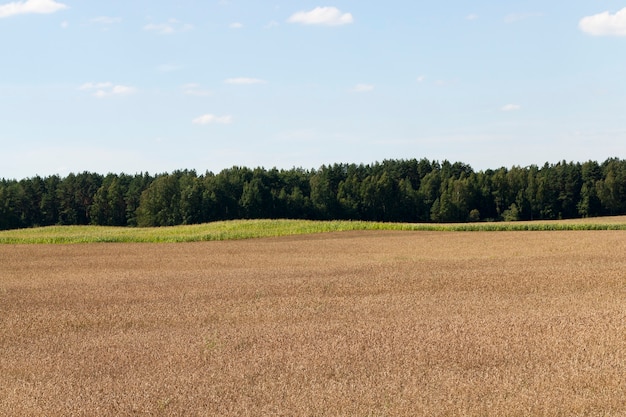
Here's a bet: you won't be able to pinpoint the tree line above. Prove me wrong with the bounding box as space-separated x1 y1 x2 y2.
1 158 626 230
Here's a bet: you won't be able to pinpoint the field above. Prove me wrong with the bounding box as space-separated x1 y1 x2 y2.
2 216 626 244
1 228 626 416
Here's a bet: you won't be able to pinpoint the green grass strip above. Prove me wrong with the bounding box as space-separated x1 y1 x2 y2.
1 218 626 244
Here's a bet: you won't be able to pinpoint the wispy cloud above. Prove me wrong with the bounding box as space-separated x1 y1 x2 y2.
80 82 113 90
416 75 426 83
264 20 279 29
352 84 374 93
143 19 193 35
502 104 521 112
465 13 479 21
287 6 353 26
224 77 268 85
229 22 243 29
579 7 626 36
182 83 211 97
192 114 233 125
80 82 137 98
0 0 67 18
504 12 543 23
90 16 122 25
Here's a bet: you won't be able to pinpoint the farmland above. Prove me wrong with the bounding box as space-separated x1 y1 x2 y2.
1 229 626 416
2 216 626 244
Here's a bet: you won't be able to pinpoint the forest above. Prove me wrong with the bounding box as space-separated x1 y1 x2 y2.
1 158 626 230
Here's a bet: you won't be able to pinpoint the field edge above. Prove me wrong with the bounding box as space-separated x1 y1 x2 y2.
1 216 626 244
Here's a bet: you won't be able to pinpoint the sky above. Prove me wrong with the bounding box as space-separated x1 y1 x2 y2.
1 0 626 180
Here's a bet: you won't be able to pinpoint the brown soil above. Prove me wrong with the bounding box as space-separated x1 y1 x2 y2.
1 231 625 416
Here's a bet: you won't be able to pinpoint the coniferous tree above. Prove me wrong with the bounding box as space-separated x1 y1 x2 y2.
4 158 626 231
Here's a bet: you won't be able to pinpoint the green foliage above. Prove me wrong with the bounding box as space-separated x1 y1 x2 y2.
2 218 626 244
468 209 481 222
502 203 520 222
4 158 626 230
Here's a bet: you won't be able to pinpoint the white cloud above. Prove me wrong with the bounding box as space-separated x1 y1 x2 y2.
466 13 479 21
144 22 174 34
182 83 212 97
416 75 426 83
192 114 233 125
224 77 268 85
229 22 243 29
579 8 626 36
80 82 136 98
90 16 122 25
143 19 193 35
502 104 521 112
79 82 112 90
0 0 67 18
352 84 374 93
287 6 353 26
111 85 135 95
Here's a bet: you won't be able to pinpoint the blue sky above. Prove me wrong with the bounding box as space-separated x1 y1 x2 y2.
1 0 626 179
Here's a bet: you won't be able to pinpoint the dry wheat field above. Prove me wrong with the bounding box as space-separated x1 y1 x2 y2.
1 230 626 416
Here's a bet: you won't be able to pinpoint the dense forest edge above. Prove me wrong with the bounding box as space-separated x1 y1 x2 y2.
2 158 626 231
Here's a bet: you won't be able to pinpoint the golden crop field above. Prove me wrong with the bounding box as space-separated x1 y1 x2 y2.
1 230 625 416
